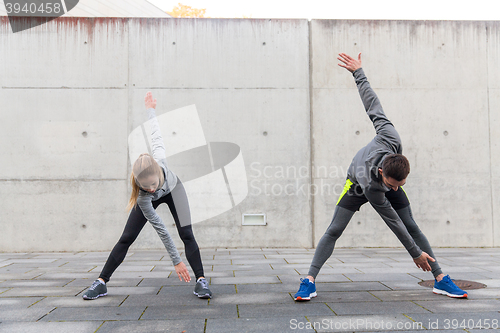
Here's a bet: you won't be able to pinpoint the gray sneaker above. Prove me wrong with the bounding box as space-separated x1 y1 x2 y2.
193 278 212 299
82 279 107 300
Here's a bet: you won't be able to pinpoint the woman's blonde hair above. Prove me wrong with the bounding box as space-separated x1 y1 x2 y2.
126 153 165 211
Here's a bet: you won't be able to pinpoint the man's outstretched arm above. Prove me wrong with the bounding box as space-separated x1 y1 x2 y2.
364 191 435 272
338 53 400 146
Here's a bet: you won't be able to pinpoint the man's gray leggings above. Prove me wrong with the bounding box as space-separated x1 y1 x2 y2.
308 181 443 279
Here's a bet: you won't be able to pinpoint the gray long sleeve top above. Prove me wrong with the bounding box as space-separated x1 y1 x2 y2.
346 68 422 259
136 108 182 266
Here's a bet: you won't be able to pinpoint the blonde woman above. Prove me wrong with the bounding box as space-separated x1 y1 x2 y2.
82 92 212 300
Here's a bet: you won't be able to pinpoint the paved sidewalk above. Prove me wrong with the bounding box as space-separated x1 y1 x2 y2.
0 247 499 333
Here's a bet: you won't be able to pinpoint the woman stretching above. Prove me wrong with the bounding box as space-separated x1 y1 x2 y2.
82 92 212 300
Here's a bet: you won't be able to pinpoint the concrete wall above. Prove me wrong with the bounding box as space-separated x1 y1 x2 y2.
0 17 498 252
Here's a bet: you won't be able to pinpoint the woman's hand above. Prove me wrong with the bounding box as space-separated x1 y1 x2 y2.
337 52 362 73
145 91 157 109
174 262 191 282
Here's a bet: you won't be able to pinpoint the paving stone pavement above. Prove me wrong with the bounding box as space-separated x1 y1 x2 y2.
0 248 499 333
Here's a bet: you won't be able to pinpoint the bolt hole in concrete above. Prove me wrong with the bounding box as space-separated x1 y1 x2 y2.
263 131 268 136
81 224 86 229
357 221 361 225
263 42 266 45
82 131 88 137
355 131 360 135
172 42 176 45
419 280 487 290
443 130 449 136
446 220 451 224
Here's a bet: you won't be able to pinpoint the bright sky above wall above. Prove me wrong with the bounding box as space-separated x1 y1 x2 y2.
147 0 499 20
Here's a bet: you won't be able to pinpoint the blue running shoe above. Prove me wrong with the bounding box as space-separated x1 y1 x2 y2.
294 278 317 301
433 275 468 298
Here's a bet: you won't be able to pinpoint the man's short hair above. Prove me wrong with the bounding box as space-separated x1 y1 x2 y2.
382 154 410 181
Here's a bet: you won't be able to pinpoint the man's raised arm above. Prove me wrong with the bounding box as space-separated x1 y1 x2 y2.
338 53 400 145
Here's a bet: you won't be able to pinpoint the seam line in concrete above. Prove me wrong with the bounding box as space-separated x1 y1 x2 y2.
27 296 47 308
0 86 308 90
410 300 433 313
61 278 75 287
75 287 87 297
324 302 337 315
0 179 125 182
367 291 383 302
308 19 315 250
1 87 127 89
342 274 353 282
138 306 148 320
126 16 133 184
305 315 320 333
403 313 428 329
36 306 57 322
407 273 424 281
378 281 393 290
118 295 129 307
93 321 106 333
485 23 495 247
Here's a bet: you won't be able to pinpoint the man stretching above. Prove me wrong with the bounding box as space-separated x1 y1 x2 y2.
294 53 467 301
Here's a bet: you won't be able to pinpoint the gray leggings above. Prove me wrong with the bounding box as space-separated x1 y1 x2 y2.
308 185 443 279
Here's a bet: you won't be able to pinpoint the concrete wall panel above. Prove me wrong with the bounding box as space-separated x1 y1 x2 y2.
0 17 311 251
487 23 500 89
0 181 128 252
0 17 128 88
127 87 311 249
311 20 488 89
127 18 310 89
311 20 492 248
487 24 500 246
489 89 500 246
0 89 128 180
